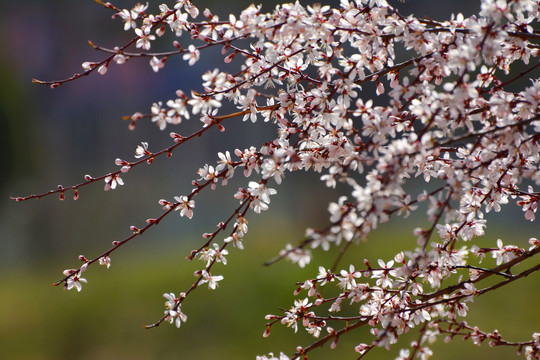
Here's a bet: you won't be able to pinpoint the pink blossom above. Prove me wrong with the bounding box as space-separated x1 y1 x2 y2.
173 195 195 219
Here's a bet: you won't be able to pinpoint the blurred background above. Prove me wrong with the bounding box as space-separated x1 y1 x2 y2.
1 0 538 359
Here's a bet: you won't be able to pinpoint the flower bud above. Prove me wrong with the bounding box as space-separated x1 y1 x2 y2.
98 64 108 75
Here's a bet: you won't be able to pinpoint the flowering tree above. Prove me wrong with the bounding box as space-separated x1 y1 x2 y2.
13 0 540 358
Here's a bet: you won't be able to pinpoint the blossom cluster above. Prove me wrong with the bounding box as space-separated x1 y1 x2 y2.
16 0 540 358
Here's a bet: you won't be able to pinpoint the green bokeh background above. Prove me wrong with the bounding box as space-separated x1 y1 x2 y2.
1 1 538 359
2 219 538 359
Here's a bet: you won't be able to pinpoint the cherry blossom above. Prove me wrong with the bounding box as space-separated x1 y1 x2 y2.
98 256 111 269
198 270 224 290
134 142 150 158
173 195 195 219
163 292 188 328
65 264 88 292
66 274 87 292
104 174 124 191
183 44 200 66
14 0 540 358
134 26 155 50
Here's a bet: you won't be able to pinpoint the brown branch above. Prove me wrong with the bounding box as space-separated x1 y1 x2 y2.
290 319 369 360
145 197 253 329
420 245 540 302
51 163 238 288
11 106 277 202
31 7 178 87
